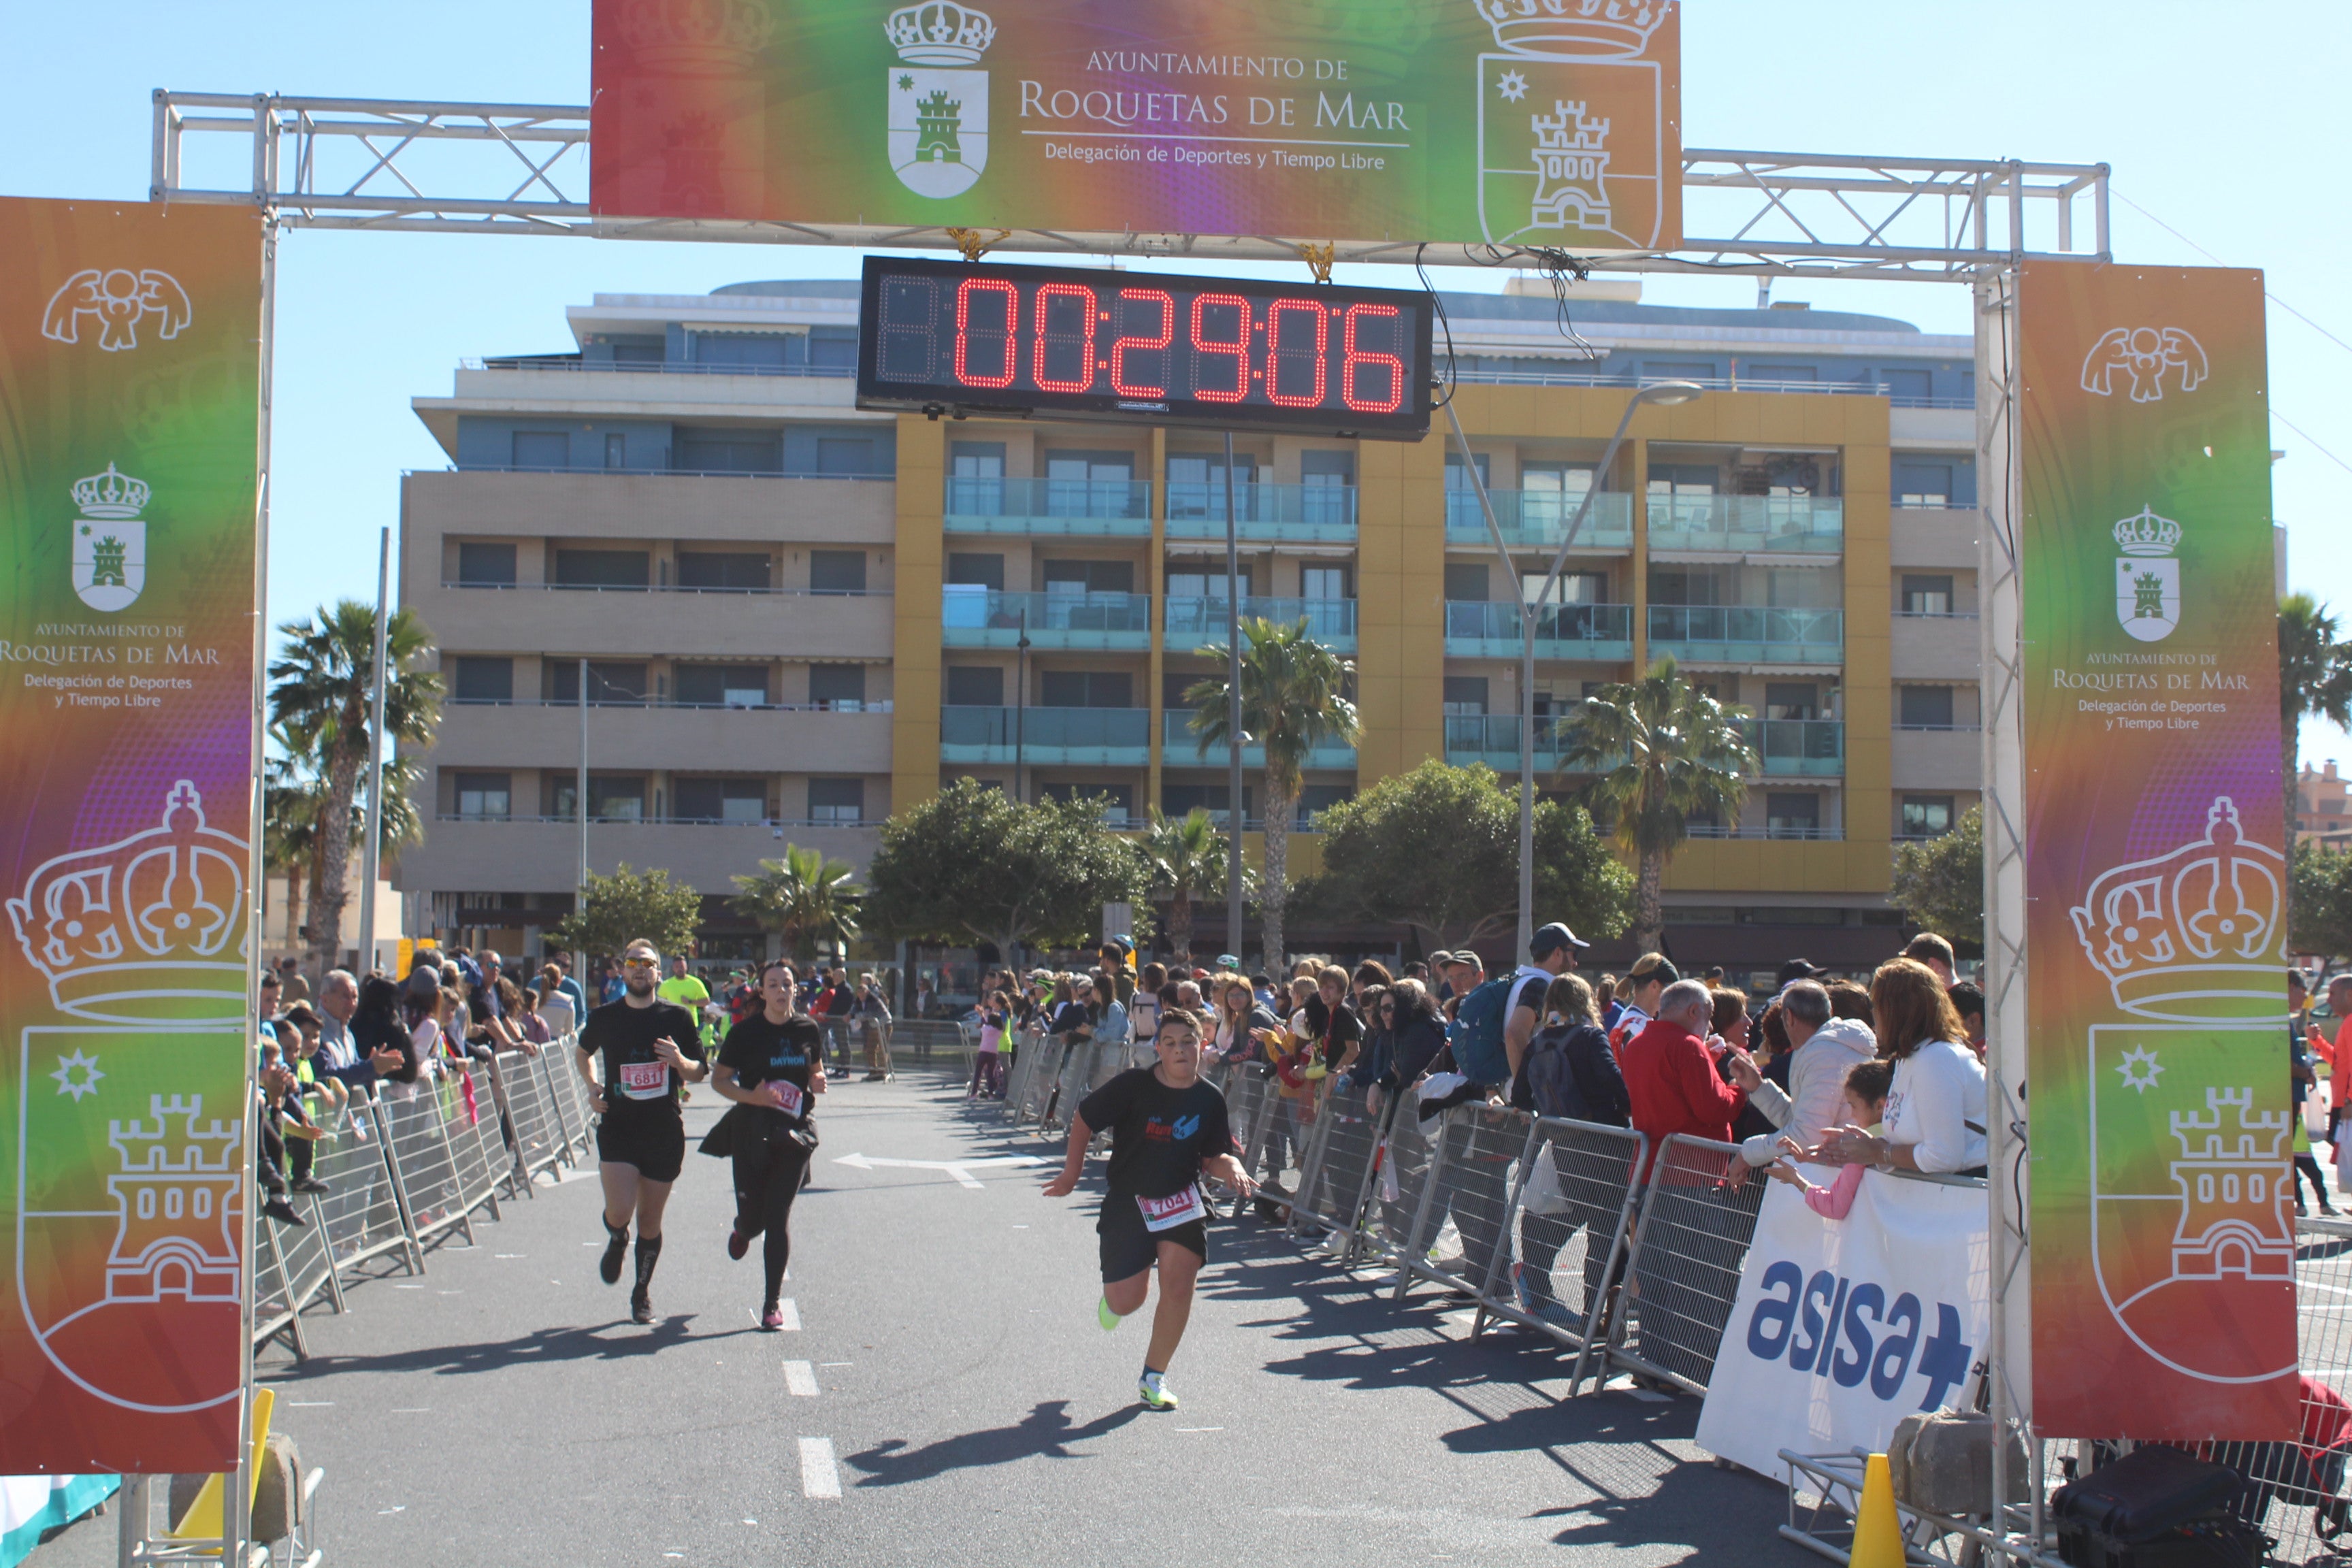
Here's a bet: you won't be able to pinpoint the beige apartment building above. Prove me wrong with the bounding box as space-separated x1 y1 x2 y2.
397 275 1983 977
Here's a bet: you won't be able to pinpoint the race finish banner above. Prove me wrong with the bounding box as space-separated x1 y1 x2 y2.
590 0 1682 251
0 198 263 1473
2020 261 2294 1439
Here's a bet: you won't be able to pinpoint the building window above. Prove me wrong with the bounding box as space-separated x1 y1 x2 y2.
945 666 1004 707
453 772 510 820
1168 567 1252 600
674 426 781 474
1901 574 1955 615
948 442 1007 513
809 551 868 593
675 776 768 823
674 664 769 708
1893 461 1955 508
810 664 868 708
1302 564 1351 600
603 432 627 470
1443 564 1490 602
947 553 1005 589
807 327 858 370
808 777 865 824
546 661 649 704
1647 463 1718 497
1523 570 1607 605
816 436 877 475
551 548 649 588
1882 368 1933 402
1743 363 1817 384
676 551 770 591
510 431 568 468
1161 783 1252 820
1899 685 1956 729
1765 792 1820 838
1295 783 1353 826
450 656 513 704
693 333 789 369
1043 559 1134 595
1443 676 1489 715
456 542 516 586
1442 452 1490 491
1039 670 1131 708
583 774 647 821
1763 682 1820 720
1901 794 1957 838
1644 361 1716 382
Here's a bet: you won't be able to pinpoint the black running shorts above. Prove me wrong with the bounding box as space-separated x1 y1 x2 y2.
595 1113 685 1183
1098 1190 1208 1283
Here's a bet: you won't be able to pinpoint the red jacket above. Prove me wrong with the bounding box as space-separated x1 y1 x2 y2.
1620 1016 1748 1178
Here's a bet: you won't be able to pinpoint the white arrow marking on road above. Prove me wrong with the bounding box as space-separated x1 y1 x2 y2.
832 1152 1048 1189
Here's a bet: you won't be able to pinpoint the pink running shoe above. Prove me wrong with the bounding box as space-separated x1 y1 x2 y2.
760 1303 785 1331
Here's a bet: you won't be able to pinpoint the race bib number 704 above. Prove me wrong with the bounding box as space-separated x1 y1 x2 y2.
1137 1186 1205 1232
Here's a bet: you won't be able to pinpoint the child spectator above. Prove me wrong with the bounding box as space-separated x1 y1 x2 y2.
1768 1058 1895 1219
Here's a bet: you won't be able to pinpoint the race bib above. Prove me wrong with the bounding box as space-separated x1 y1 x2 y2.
769 1079 805 1118
617 1059 670 1100
1137 1185 1205 1232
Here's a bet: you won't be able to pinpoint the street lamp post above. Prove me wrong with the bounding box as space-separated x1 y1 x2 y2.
1441 380 1704 958
1014 606 1030 804
1223 430 1245 966
357 526 390 975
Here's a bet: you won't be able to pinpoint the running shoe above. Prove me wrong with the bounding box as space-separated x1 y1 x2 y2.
261 1196 304 1227
1097 1295 1121 1332
630 1287 654 1325
726 1227 749 1262
760 1303 785 1331
599 1225 630 1286
289 1176 331 1196
1137 1370 1178 1411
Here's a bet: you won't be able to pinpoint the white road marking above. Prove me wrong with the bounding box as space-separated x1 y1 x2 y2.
495 1254 524 1258
783 1360 821 1396
799 1437 843 1499
833 1152 1048 1189
774 1299 802 1330
819 1361 852 1367
376 1506 405 1515
1627 1388 1671 1404
391 1408 431 1414
1175 1426 1225 1433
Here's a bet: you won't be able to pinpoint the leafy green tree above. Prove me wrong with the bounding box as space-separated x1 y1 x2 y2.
267 600 442 976
865 778 1154 962
1142 807 1242 965
2280 593 2352 847
547 863 703 962
1558 656 1754 954
1305 759 1631 952
730 844 864 963
2291 839 2352 962
1179 617 1358 968
1889 804 1984 947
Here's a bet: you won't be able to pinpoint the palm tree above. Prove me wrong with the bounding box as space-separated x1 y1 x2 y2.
1182 617 1358 968
266 600 442 978
1559 656 1755 954
262 734 325 952
730 844 864 963
2280 594 2352 849
1143 806 1240 966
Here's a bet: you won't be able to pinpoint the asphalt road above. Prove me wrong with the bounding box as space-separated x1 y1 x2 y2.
33 1068 1814 1568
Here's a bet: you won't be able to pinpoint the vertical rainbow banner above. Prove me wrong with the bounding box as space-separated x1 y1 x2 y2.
590 0 1680 250
2020 261 2296 1439
0 198 263 1473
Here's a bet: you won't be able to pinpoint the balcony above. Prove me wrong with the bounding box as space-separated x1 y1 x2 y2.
1164 596 1356 653
1164 483 1357 546
414 581 894 660
1443 600 1633 662
1648 495 1844 556
400 817 882 893
1735 718 1844 777
432 699 893 773
1444 491 1635 552
1442 714 1573 772
940 705 1149 766
1648 605 1843 666
1686 823 1844 842
1161 711 1356 772
943 476 1152 536
941 589 1152 651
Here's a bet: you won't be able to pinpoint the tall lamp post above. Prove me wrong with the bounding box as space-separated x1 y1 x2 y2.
1442 379 1704 957
357 527 390 975
1222 431 1245 966
1013 606 1031 804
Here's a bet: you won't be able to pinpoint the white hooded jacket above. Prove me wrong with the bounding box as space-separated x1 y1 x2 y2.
1737 1017 1879 1166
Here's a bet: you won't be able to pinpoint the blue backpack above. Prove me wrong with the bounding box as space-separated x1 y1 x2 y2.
1450 976 1518 1086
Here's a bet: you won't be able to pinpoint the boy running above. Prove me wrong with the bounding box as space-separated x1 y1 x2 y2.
1042 1008 1256 1411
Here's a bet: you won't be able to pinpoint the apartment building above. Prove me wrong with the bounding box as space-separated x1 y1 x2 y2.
397 274 1981 971
2303 762 2352 851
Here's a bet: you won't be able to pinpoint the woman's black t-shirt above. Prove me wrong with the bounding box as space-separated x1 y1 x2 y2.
717 1013 823 1122
1076 1068 1237 1200
578 998 706 1121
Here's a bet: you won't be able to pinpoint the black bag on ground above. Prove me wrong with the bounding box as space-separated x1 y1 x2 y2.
2051 1445 2265 1567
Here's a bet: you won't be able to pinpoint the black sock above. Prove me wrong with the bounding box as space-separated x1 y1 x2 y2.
604 1217 630 1243
763 1226 791 1307
634 1235 664 1292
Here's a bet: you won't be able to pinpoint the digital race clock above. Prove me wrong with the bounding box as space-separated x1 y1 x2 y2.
855 256 1434 440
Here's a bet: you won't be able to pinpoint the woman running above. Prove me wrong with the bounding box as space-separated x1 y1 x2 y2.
710 959 826 1329
1041 1007 1256 1411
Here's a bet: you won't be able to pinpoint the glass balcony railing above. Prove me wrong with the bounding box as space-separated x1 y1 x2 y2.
1163 482 1357 543
1443 600 1633 657
940 589 1152 644
1444 490 1635 551
1647 495 1844 554
1163 596 1356 647
939 705 1151 758
1438 713 1843 777
1646 605 1843 664
1441 713 1573 768
1161 710 1356 770
943 476 1152 532
1735 717 1845 775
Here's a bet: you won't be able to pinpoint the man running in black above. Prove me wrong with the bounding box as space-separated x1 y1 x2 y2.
575 938 708 1324
711 959 827 1329
1041 1007 1255 1411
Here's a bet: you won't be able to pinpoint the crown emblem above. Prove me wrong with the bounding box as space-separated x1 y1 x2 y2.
885 1 995 65
5 781 250 1024
2069 797 2285 1022
2113 506 2183 557
72 462 150 521
1473 0 1673 59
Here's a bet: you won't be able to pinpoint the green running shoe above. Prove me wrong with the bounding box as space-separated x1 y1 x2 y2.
1097 1295 1120 1332
1137 1369 1178 1411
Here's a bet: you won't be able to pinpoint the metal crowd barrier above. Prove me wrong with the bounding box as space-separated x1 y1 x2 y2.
252 1190 340 1360
1599 1133 1769 1395
1467 1112 1650 1384
305 1097 419 1279
493 1048 571 1192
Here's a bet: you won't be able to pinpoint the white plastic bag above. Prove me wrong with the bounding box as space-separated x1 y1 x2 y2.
1520 1141 1569 1216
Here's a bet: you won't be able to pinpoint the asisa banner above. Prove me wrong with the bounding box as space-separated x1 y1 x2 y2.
0 198 264 1473
590 0 1681 252
2019 261 2294 1439
1696 1175 1989 1478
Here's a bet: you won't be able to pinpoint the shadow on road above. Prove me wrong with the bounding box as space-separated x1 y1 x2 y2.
845 1401 1144 1486
257 1314 757 1382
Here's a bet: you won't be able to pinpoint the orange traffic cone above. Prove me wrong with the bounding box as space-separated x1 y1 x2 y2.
1849 1452 1905 1568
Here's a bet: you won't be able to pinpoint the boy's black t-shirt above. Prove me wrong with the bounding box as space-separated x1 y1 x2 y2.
578 998 706 1119
1077 1068 1237 1201
1322 1000 1363 1064
717 1013 823 1122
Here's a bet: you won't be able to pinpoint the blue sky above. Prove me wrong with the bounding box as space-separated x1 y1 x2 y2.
4 1 2348 759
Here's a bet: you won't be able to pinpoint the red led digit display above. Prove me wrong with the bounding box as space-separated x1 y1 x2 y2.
860 256 1431 439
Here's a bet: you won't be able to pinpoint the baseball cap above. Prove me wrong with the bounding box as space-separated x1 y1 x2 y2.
1530 923 1588 959
1776 958 1821 987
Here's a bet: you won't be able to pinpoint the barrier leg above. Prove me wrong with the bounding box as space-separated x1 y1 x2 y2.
1286 1087 1338 1236
1390 1110 1457 1303
373 1101 429 1275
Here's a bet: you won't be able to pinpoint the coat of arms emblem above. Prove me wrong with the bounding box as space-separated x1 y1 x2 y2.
2112 507 2181 644
69 463 149 613
1473 0 1673 248
885 2 992 200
